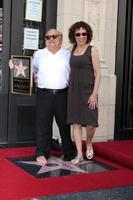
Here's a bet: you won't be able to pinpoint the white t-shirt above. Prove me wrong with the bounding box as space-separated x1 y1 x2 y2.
32 47 70 89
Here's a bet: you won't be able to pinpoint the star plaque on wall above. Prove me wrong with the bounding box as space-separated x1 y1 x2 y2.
11 55 33 95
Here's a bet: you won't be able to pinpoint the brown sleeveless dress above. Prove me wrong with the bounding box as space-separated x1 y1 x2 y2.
67 45 98 127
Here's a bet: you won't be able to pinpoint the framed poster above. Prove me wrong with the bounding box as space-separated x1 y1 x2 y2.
23 28 39 50
25 0 43 22
11 55 33 95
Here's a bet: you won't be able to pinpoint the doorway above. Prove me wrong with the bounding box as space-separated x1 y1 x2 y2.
115 0 133 139
0 0 57 146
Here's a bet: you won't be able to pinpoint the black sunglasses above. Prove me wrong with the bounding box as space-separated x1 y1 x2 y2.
75 32 88 37
45 34 62 40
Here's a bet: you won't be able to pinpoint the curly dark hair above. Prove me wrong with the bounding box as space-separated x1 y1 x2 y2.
68 21 93 44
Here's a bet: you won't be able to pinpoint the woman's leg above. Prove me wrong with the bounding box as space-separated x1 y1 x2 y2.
86 126 95 159
86 126 95 145
73 124 83 157
71 124 83 164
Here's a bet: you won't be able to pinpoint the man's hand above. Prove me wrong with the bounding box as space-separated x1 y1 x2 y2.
8 60 14 69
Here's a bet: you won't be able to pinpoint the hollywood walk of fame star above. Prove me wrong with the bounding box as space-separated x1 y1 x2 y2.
18 156 89 174
14 60 28 77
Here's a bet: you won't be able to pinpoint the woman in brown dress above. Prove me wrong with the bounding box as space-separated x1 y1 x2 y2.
67 21 101 164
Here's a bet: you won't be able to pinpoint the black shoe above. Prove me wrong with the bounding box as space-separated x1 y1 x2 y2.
63 154 75 161
51 139 62 151
36 149 49 159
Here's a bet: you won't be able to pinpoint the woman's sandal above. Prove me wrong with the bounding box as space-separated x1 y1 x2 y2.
86 145 94 159
71 156 84 165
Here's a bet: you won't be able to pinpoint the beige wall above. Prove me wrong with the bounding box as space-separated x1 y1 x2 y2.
53 0 118 142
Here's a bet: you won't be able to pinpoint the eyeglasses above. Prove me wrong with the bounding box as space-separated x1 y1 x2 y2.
45 34 62 40
75 32 87 37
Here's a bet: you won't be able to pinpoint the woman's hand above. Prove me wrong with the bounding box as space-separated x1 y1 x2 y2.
88 94 97 110
8 60 14 69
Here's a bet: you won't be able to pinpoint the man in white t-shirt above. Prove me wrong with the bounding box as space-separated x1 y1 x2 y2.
32 29 75 164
